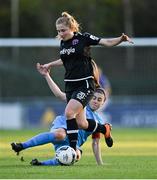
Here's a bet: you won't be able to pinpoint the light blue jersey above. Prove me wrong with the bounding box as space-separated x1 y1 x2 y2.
21 105 104 166
50 105 104 151
85 105 104 124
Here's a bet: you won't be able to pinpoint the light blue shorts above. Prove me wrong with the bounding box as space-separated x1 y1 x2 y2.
50 115 67 132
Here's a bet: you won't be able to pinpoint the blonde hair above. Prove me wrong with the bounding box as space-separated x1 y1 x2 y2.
91 59 100 88
56 12 80 32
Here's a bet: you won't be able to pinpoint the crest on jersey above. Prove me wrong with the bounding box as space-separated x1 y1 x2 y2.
77 91 86 100
72 39 79 45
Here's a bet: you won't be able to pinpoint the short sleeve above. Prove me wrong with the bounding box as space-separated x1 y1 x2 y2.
83 32 101 46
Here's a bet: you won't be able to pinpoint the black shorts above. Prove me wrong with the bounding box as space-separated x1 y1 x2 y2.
65 79 95 108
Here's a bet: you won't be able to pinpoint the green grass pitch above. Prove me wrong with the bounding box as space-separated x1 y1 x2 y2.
0 128 157 179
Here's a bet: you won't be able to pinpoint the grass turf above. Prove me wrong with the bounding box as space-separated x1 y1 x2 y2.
0 128 157 179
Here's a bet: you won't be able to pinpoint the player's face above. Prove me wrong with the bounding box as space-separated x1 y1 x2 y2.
89 92 105 111
56 24 74 41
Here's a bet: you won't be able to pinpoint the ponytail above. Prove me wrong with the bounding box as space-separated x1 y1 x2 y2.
56 12 80 32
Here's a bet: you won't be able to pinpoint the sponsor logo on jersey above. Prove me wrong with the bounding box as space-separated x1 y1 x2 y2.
60 47 75 55
90 35 99 41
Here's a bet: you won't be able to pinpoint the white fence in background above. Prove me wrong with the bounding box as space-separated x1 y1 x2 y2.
0 38 157 47
0 97 157 129
0 103 22 129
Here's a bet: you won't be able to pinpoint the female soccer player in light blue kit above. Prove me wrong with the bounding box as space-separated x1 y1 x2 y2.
11 64 112 166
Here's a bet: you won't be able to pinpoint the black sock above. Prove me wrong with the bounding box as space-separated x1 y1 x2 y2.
86 119 106 134
66 118 78 150
95 123 106 134
85 119 97 132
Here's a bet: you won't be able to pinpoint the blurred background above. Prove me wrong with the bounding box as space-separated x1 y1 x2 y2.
0 0 157 129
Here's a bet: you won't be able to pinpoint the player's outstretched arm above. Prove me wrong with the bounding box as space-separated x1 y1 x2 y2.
42 59 63 70
92 133 104 165
99 33 134 47
36 63 66 101
45 74 66 101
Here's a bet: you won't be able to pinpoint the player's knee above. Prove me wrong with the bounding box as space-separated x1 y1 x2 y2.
55 130 66 140
65 109 75 119
77 120 88 129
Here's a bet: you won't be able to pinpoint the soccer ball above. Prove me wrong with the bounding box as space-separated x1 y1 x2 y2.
56 146 77 165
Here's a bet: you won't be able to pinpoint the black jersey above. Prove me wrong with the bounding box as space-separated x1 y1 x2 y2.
60 32 100 81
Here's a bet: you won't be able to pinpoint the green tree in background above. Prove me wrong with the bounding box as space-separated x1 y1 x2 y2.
0 0 157 98
0 0 157 37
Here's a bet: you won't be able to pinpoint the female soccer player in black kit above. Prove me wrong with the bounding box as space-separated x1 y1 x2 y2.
39 12 133 151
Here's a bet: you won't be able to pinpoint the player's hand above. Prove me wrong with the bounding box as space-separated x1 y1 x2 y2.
75 149 82 162
36 63 50 76
42 63 52 70
121 33 134 44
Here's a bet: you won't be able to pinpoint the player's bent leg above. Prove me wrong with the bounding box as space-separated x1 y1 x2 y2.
85 119 113 147
54 128 66 140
